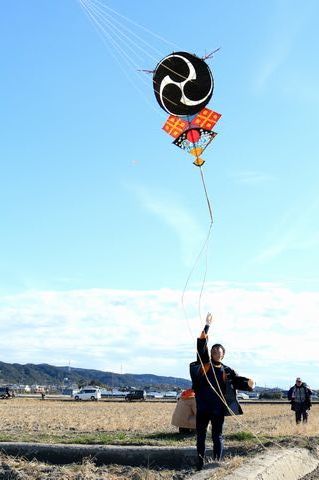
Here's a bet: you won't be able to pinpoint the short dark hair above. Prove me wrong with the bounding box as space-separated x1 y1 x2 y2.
211 343 225 355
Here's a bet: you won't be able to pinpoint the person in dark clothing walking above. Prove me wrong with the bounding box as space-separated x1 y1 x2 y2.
190 313 254 471
288 378 312 424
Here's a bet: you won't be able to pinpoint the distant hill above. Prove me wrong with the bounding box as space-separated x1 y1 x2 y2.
0 361 191 390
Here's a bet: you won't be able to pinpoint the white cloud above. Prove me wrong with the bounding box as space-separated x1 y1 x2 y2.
255 43 291 91
253 3 307 92
254 196 319 262
126 183 206 266
0 282 318 389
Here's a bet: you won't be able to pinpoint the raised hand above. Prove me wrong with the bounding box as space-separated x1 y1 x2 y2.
205 312 213 326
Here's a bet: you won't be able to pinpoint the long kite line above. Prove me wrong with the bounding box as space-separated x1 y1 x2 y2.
76 3 304 474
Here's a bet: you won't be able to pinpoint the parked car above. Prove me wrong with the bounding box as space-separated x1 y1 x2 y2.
73 387 101 401
146 391 163 399
237 392 249 400
0 386 15 399
125 390 146 401
247 392 260 399
164 391 178 399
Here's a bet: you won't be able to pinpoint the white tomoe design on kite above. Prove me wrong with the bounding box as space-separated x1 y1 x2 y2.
159 54 213 113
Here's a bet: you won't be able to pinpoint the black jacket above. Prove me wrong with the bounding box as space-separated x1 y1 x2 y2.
190 337 253 416
288 383 312 411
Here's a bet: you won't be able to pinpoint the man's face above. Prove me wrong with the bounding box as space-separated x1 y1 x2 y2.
211 346 224 363
296 378 302 386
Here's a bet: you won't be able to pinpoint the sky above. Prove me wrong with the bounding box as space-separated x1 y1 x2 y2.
0 0 318 389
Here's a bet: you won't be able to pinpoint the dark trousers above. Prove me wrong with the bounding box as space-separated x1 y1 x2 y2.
196 410 225 460
295 403 308 423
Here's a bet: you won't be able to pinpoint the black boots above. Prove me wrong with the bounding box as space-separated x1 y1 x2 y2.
196 455 204 471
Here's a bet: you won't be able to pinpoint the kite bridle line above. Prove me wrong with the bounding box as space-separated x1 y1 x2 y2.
79 2 218 128
80 0 203 119
78 0 179 118
80 2 215 116
81 0 178 50
79 0 209 111
79 0 165 63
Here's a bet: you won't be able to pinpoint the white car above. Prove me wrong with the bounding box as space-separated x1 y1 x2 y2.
164 391 178 398
73 387 101 401
237 392 249 400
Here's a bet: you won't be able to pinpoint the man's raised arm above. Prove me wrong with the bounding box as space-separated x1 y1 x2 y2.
197 312 213 364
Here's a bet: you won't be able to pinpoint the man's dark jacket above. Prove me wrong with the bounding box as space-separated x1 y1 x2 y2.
288 383 312 411
190 337 253 416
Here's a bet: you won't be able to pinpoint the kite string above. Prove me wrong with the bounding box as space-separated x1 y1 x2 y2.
78 0 184 116
78 0 164 117
78 3 303 473
80 1 213 102
79 1 220 120
199 166 213 224
192 321 307 476
79 0 151 71
81 0 180 50
181 177 302 476
200 354 307 476
81 0 163 64
181 221 213 339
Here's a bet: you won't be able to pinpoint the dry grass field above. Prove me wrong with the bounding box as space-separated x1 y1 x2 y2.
0 399 318 479
0 398 318 443
0 454 185 480
0 453 244 480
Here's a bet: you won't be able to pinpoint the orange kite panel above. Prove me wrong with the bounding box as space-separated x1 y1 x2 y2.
191 108 222 130
162 115 189 138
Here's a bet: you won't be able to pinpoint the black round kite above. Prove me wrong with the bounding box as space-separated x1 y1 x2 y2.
153 51 214 117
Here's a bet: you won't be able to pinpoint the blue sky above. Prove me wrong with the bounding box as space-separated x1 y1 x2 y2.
1 0 318 389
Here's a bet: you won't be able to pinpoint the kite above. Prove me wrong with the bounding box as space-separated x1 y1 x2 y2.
173 128 217 167
153 51 221 167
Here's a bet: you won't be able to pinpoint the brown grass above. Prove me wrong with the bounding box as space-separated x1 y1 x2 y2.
237 403 319 438
0 399 318 479
0 453 251 480
0 399 318 442
0 399 177 443
0 454 186 480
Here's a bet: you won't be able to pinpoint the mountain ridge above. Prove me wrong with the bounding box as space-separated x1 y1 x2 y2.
0 360 191 390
